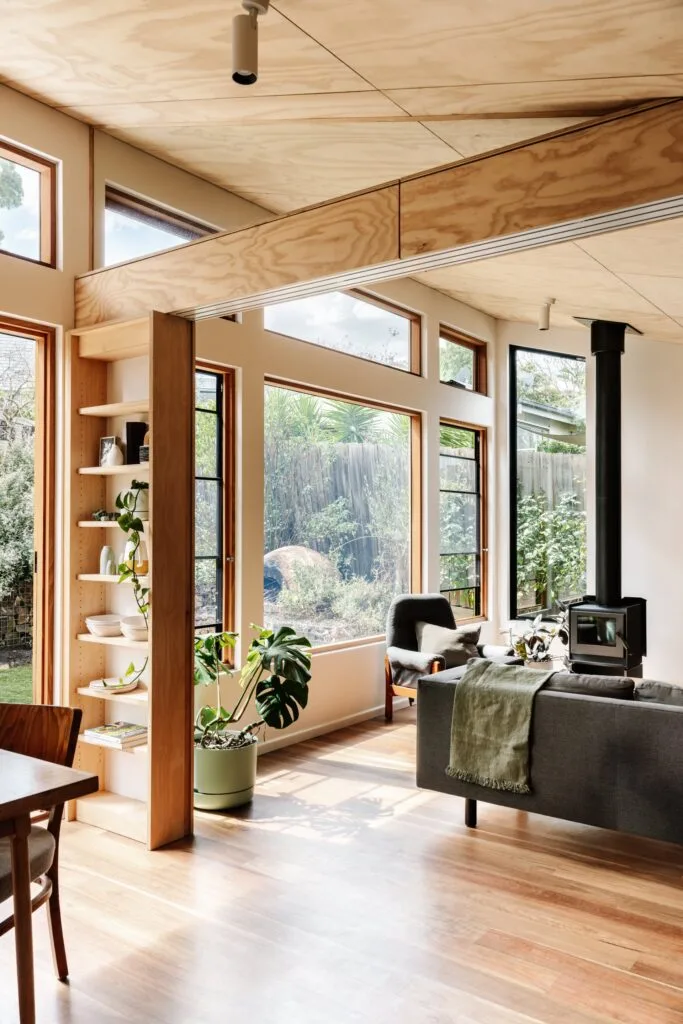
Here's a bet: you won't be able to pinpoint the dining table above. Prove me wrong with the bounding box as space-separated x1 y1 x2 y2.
0 749 98 1024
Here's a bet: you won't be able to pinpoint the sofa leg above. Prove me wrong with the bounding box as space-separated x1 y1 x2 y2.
465 799 477 829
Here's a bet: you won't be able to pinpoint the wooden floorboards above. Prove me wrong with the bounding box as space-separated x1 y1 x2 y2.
2 708 683 1023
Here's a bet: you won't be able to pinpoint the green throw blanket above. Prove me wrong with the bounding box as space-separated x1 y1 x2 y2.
447 659 554 794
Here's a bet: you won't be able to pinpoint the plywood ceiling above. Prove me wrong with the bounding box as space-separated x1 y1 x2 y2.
416 218 683 342
1 1 683 212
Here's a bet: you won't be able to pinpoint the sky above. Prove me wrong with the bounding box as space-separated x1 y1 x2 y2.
0 163 40 261
264 292 411 368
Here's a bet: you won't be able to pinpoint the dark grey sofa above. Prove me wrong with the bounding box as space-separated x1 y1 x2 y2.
416 668 683 845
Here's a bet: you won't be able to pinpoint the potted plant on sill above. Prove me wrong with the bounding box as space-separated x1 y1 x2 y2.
193 625 312 810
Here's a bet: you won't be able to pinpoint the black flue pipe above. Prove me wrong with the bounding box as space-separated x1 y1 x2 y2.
591 320 626 607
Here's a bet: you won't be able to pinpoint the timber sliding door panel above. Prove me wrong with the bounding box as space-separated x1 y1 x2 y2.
149 312 194 849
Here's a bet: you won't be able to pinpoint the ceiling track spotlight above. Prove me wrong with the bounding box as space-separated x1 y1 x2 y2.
232 0 269 85
538 296 556 331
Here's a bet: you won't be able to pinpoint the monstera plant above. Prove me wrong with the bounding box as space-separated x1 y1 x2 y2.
193 625 312 811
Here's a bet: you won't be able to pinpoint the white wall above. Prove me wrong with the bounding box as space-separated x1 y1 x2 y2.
92 133 271 268
195 280 497 750
497 320 683 682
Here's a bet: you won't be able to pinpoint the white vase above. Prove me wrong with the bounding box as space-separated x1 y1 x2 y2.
99 545 116 576
104 442 124 467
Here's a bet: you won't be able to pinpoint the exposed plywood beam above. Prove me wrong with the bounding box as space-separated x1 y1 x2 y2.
75 100 683 326
401 100 683 258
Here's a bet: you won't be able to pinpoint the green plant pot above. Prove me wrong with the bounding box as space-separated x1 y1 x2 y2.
193 734 257 811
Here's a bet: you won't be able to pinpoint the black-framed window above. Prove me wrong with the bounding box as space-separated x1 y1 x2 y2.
439 422 485 620
509 346 587 619
195 370 224 631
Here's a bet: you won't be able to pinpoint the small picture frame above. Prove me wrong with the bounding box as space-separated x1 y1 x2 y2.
99 435 121 467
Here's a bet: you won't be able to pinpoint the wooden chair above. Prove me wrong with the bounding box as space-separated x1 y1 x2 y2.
0 703 82 982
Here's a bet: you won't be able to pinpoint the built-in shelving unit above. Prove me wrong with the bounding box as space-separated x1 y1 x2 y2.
64 313 194 850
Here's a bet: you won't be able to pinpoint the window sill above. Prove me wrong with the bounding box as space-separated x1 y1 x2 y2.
311 635 385 656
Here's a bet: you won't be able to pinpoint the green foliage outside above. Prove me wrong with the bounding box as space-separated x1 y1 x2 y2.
0 442 34 602
0 159 23 247
0 664 32 704
515 350 587 614
264 387 411 645
439 337 474 387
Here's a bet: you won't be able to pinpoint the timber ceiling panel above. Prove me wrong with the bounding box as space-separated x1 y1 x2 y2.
1 0 683 213
416 218 683 343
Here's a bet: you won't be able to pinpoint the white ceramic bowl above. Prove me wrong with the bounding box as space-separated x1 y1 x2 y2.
85 614 122 637
121 614 148 642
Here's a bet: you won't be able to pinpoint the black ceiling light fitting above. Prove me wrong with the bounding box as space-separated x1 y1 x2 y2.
232 0 269 85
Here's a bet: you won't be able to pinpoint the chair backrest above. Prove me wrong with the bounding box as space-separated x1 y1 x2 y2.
386 594 456 651
0 703 81 768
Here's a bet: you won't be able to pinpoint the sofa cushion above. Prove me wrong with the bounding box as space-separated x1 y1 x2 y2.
634 680 683 706
417 622 481 668
545 672 634 700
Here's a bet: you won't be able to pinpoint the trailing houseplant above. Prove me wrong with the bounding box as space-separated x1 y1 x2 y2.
115 480 150 627
505 614 558 665
193 624 312 810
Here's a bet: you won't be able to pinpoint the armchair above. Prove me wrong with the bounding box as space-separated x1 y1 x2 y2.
384 594 518 721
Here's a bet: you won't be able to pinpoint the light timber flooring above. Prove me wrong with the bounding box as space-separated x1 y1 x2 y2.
2 708 683 1023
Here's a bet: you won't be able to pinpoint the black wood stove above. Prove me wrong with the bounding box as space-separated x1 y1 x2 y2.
568 319 646 677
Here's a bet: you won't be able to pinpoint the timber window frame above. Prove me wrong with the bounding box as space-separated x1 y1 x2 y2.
263 378 422 650
0 140 56 267
439 326 488 395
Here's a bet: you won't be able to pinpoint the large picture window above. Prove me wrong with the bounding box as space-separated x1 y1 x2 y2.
0 141 55 266
195 368 233 632
510 346 587 618
439 422 486 620
105 186 215 266
264 384 418 646
264 290 420 373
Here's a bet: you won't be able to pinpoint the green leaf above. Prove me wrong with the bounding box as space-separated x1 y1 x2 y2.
255 672 309 730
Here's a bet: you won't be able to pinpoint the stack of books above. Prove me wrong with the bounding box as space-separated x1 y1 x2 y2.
83 721 148 750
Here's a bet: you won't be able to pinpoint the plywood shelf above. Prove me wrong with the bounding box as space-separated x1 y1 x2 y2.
78 463 149 477
79 400 149 418
76 317 149 362
74 791 147 844
78 734 148 755
78 520 120 528
78 633 149 651
77 686 148 705
77 574 148 583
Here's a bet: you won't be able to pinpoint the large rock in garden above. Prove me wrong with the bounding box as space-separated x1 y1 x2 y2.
264 546 338 598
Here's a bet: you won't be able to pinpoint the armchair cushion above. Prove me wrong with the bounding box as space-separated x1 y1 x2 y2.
386 594 455 651
387 646 445 689
417 622 481 669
